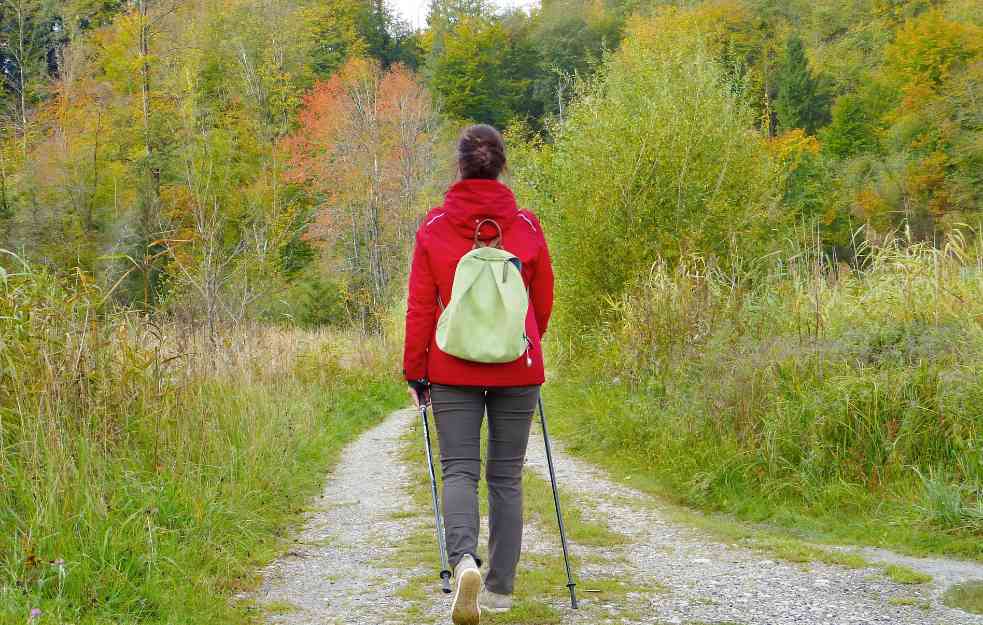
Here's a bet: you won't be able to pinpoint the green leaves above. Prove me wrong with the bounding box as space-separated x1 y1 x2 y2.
514 27 784 335
428 16 513 125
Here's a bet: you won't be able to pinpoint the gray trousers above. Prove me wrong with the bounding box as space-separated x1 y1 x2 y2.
430 384 540 595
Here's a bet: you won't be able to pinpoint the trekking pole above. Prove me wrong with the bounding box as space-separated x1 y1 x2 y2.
537 396 578 609
420 401 453 594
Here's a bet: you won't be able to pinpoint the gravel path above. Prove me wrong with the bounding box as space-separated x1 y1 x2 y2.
255 408 421 625
255 408 983 625
524 424 983 625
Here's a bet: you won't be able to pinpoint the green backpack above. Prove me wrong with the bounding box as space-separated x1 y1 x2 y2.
436 219 531 365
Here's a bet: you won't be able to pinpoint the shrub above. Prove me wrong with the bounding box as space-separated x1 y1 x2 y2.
512 25 784 336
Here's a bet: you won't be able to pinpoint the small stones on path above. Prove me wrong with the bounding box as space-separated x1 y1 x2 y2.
255 409 421 625
252 409 983 625
524 426 983 625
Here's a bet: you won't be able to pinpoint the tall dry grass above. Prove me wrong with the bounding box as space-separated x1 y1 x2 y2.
548 232 983 558
0 254 404 624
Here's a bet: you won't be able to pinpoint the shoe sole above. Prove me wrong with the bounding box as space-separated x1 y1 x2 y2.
451 568 481 625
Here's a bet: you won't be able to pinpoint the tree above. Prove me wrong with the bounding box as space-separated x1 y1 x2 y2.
522 0 623 121
775 34 828 134
284 58 441 325
428 16 511 125
820 84 893 159
306 0 421 78
0 0 51 158
884 8 982 92
512 27 783 334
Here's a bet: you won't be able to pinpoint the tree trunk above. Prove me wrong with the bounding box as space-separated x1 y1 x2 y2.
139 0 160 218
87 110 101 232
14 0 30 160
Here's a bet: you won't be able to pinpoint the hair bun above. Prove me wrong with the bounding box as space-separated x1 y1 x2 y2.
457 124 506 180
475 145 492 166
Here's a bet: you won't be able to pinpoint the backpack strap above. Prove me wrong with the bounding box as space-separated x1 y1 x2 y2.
473 219 503 249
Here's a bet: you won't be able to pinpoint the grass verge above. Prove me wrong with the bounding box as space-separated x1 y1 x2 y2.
943 581 983 615
543 376 983 563
1 275 405 625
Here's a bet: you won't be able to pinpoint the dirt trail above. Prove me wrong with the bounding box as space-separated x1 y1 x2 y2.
256 409 422 625
255 409 983 625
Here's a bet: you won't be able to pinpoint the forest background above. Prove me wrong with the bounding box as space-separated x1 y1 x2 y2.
1 0 982 622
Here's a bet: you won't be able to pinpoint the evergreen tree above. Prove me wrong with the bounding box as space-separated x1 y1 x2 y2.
775 35 828 134
428 16 511 125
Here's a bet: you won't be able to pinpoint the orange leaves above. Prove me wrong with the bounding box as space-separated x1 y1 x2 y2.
885 9 982 93
281 56 439 304
284 58 432 200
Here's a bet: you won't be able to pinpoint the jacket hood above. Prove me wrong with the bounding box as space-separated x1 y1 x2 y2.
442 178 519 240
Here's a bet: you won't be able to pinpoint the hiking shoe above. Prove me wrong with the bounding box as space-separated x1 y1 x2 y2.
479 588 513 613
451 555 481 625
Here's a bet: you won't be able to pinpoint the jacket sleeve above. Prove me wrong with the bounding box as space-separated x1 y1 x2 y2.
530 231 555 338
403 226 437 381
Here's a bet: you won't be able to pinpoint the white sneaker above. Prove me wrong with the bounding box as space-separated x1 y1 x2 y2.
451 555 481 625
479 588 513 613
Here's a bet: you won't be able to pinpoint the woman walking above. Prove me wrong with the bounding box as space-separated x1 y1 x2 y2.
403 124 554 624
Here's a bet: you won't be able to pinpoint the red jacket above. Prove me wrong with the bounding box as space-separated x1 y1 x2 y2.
403 179 554 387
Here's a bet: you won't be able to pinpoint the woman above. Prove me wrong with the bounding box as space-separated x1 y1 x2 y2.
403 124 554 624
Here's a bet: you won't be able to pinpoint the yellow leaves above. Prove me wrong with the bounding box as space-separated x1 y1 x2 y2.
768 129 820 170
854 187 890 221
905 151 951 216
884 8 982 92
627 0 753 58
91 9 146 88
418 28 436 56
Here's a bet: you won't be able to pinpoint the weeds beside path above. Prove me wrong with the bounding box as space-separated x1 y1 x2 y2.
0 281 405 625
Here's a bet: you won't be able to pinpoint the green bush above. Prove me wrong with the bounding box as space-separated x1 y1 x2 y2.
512 28 784 336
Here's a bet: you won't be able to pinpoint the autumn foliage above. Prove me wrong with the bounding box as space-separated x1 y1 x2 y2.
284 58 440 320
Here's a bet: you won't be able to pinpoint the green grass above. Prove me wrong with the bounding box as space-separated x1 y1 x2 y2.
2 370 404 625
541 239 983 563
0 273 405 625
882 565 932 585
545 375 983 562
943 581 983 615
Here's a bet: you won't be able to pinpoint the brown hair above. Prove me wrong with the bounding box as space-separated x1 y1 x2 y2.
457 124 506 180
